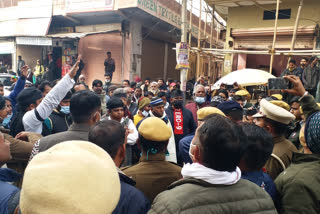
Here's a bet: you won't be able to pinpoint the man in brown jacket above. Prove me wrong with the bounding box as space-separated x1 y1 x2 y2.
123 117 181 202
253 99 298 180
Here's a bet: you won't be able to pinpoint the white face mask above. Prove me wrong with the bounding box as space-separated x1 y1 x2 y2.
189 143 197 160
142 110 149 117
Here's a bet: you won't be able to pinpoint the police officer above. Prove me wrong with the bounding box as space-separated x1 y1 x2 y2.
123 117 181 202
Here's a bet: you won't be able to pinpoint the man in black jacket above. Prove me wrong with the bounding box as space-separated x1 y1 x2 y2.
89 120 150 214
165 90 197 163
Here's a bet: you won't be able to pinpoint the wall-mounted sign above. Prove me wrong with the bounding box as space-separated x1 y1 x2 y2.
16 37 52 46
0 42 15 54
137 0 200 37
66 0 114 13
176 42 190 70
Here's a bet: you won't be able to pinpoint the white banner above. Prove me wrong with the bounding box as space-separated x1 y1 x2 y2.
16 37 52 46
0 42 15 54
66 0 114 13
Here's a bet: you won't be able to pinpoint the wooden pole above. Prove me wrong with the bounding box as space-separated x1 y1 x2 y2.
203 7 207 48
269 0 280 74
208 6 214 84
288 0 304 64
196 0 202 78
188 0 193 51
188 0 193 80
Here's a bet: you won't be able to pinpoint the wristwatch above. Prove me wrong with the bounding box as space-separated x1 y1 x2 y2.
299 91 309 101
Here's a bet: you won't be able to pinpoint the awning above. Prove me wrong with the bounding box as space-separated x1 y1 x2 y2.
0 18 51 37
47 24 121 39
204 0 280 19
47 30 118 39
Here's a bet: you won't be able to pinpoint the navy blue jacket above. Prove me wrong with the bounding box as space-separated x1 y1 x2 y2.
179 134 194 164
112 172 150 214
242 170 277 201
0 168 21 214
165 106 197 153
9 76 26 115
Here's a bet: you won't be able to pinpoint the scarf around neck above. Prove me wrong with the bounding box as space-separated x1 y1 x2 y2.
173 108 183 135
181 163 241 185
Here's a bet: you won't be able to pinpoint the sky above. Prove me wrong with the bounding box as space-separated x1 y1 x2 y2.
175 0 226 27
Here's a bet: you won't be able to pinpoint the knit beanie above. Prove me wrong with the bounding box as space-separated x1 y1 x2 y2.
305 112 320 154
17 87 42 111
138 97 150 110
107 97 124 110
20 141 121 214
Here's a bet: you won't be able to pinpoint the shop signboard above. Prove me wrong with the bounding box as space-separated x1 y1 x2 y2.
16 37 52 46
137 0 199 38
0 42 15 54
66 0 114 13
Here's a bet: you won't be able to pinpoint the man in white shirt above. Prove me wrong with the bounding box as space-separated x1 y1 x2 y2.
22 58 80 134
105 97 138 166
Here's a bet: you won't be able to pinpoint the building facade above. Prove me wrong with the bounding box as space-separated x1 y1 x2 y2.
207 0 320 76
0 0 225 85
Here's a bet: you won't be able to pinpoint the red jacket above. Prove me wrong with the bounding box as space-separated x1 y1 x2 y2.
185 102 209 122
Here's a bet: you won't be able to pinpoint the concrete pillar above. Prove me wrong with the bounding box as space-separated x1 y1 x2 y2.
237 53 247 70
129 20 142 82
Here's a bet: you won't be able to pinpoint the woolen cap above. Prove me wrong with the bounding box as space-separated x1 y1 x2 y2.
20 141 120 214
253 99 295 125
197 107 225 121
150 97 163 107
138 117 172 142
305 112 320 154
17 87 43 108
269 100 290 111
138 97 150 110
217 101 242 114
107 97 124 110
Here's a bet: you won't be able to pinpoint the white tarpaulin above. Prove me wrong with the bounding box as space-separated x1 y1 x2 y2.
213 68 276 89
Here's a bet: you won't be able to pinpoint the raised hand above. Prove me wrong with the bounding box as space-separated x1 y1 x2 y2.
68 54 81 79
283 75 306 97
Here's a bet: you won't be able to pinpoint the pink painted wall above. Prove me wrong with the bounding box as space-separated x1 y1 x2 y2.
237 53 247 70
78 33 129 87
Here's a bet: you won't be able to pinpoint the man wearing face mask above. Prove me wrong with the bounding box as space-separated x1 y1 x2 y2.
134 97 150 126
165 90 197 163
47 91 73 134
186 85 209 122
29 91 101 159
92 79 107 115
103 73 112 93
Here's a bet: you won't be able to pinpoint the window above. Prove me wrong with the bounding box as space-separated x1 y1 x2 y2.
263 9 291 20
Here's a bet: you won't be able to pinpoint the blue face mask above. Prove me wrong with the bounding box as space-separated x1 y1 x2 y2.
60 106 70 114
194 96 206 104
2 114 12 127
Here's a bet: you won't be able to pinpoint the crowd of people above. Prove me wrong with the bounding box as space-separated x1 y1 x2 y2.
0 55 319 214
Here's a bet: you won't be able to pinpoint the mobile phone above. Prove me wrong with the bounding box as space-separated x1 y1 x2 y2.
268 78 289 90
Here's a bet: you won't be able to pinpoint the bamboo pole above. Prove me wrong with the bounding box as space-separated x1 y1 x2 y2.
188 0 193 80
188 0 192 50
196 0 202 78
269 0 280 74
288 0 304 64
203 7 207 48
208 6 214 84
